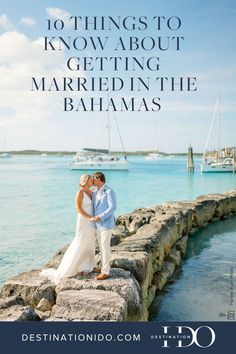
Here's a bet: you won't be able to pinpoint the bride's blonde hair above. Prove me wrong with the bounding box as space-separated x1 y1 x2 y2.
79 174 90 187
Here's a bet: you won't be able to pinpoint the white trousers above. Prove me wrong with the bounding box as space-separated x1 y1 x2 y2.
96 229 113 275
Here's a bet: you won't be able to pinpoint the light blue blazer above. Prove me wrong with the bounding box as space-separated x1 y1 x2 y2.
93 184 116 231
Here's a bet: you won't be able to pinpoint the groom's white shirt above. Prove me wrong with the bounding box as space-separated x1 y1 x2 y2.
95 184 105 206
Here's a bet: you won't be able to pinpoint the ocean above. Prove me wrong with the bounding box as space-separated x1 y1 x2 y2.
149 216 236 321
0 155 236 320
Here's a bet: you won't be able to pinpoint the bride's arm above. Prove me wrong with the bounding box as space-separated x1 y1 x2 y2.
75 190 93 219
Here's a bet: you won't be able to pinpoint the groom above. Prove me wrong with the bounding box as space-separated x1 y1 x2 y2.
92 172 116 280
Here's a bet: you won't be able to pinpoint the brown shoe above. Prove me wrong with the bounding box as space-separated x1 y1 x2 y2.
92 267 101 273
96 273 110 280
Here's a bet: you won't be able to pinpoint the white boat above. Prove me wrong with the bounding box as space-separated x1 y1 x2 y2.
71 113 129 171
165 154 175 159
201 93 236 173
41 153 48 157
0 135 12 158
0 152 12 158
144 118 170 161
145 152 164 160
201 157 234 172
71 148 129 171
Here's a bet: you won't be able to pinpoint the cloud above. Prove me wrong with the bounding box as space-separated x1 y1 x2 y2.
161 97 236 116
19 17 37 26
46 7 72 28
0 14 14 31
0 30 84 131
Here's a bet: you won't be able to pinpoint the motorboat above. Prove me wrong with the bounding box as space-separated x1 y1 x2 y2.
145 152 164 160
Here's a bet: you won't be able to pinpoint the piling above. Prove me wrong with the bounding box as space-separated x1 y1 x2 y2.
187 144 194 172
233 148 235 174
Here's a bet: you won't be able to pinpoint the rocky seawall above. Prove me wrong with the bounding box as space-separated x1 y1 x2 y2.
1 190 236 321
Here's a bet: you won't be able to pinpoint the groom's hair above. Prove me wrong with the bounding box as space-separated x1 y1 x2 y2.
94 171 106 183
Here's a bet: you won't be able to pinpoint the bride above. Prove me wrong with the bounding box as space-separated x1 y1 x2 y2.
40 174 95 284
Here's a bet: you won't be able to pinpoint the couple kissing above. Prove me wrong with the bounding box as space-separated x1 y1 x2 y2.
40 172 116 284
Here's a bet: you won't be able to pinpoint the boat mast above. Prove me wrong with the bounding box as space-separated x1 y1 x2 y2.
155 118 159 153
202 96 218 163
107 110 111 155
218 91 221 162
3 135 5 152
2 134 6 152
113 111 127 159
105 93 111 155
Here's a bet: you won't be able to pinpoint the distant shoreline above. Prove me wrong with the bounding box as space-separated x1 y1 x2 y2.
0 150 204 157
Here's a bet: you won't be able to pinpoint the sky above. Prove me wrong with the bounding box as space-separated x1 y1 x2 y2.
0 0 236 153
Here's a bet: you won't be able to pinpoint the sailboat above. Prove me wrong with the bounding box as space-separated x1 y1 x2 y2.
201 93 236 173
0 135 12 158
144 118 165 160
71 113 129 171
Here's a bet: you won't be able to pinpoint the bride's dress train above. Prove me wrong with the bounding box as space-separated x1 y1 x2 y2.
40 193 95 284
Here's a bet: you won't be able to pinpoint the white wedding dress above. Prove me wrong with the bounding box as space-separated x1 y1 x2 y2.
40 192 95 284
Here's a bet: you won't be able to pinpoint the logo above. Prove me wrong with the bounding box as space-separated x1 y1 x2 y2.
227 311 235 320
159 326 215 348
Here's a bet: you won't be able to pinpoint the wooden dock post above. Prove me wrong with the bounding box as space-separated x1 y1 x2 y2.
187 144 194 172
233 147 235 174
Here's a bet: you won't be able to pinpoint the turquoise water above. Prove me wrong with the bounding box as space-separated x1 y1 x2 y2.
149 217 236 321
0 155 236 292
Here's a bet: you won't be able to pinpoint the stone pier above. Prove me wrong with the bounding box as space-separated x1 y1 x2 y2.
1 190 236 321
